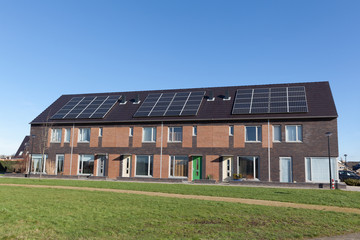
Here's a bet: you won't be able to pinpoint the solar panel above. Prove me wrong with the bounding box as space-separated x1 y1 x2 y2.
51 95 120 120
133 91 205 117
232 86 308 115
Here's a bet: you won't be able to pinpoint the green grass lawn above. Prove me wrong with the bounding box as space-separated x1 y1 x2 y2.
0 185 359 240
1 177 360 209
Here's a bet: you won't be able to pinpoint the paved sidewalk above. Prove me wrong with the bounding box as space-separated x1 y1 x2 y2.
311 232 360 240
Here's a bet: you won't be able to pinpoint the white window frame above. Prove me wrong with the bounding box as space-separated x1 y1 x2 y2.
55 154 65 175
129 127 133 137
305 157 338 183
237 156 259 179
245 126 262 142
78 128 91 143
192 126 197 136
51 128 62 143
64 128 71 143
229 126 234 136
78 154 94 175
30 154 47 174
99 127 103 137
279 157 293 182
285 125 302 142
169 156 188 178
142 127 156 142
273 125 281 142
168 127 183 143
135 155 153 177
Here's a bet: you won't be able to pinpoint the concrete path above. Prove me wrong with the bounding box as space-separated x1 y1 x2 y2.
1 183 360 215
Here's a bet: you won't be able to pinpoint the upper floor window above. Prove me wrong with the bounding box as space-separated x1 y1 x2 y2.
129 127 133 137
168 127 182 142
99 127 103 137
143 127 156 142
286 125 302 142
78 128 91 142
245 126 262 142
229 125 234 136
273 125 281 142
192 126 197 136
64 128 71 143
51 128 62 143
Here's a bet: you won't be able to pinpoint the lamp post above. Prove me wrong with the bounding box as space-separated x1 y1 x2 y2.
344 154 347 169
28 134 36 177
325 132 332 189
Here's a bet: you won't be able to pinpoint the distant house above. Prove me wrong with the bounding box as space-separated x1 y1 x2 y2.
14 135 30 160
28 81 338 183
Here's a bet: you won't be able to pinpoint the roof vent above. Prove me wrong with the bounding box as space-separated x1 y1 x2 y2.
133 94 141 104
119 95 127 105
223 90 231 101
207 90 215 101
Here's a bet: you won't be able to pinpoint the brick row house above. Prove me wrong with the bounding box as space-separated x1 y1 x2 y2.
28 81 338 183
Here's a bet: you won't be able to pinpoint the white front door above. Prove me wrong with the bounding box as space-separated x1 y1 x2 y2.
280 157 292 183
97 155 107 177
222 157 233 181
122 156 131 177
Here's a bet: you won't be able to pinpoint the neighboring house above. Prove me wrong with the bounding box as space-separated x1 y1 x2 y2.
28 81 338 183
14 135 30 160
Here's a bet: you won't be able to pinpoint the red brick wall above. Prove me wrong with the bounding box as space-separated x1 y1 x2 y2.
197 125 229 148
205 155 220 181
234 125 245 148
133 127 142 148
115 127 129 147
182 126 192 148
107 154 120 179
262 124 273 148
102 127 115 147
160 155 169 178
90 127 99 147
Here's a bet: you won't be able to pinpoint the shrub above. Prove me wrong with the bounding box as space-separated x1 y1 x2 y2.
0 161 24 173
344 178 360 186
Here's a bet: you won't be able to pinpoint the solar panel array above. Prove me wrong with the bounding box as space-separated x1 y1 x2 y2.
232 86 308 114
134 91 205 117
51 95 121 119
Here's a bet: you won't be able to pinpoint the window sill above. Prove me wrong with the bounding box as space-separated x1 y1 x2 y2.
50 141 61 143
168 141 182 143
134 175 153 178
285 141 303 143
142 141 156 143
78 141 90 143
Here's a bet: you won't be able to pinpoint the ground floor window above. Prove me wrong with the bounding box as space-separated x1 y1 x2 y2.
237 156 259 179
305 157 337 182
78 155 94 175
169 156 188 177
56 154 64 175
136 155 153 177
31 154 47 173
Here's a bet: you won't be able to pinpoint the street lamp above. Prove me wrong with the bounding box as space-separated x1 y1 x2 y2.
344 154 347 169
325 132 332 189
28 134 36 177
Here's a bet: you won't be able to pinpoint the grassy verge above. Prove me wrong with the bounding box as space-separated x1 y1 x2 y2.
1 177 360 209
0 185 359 239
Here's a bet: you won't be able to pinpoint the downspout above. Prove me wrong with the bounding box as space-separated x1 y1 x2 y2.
70 123 75 175
160 122 163 178
268 119 271 182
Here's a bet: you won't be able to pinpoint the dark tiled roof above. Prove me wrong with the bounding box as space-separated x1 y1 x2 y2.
30 81 337 124
14 135 30 158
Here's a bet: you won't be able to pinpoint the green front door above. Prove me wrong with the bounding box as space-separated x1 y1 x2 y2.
192 156 202 180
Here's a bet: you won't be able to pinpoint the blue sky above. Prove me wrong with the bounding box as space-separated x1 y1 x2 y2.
0 0 359 160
